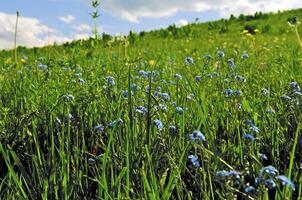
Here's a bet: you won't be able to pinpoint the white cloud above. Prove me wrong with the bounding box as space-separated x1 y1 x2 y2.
175 19 188 27
0 12 88 49
58 15 75 24
72 23 91 32
100 0 302 23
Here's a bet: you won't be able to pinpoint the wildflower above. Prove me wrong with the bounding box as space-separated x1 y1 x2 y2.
236 75 246 82
188 155 200 168
88 158 95 165
161 93 170 101
175 106 183 114
174 73 182 80
206 74 213 78
244 186 256 194
241 53 249 59
216 170 241 181
131 83 140 90
224 89 233 97
259 153 268 160
117 118 123 126
185 57 194 66
38 63 47 70
62 94 74 101
122 90 128 98
281 95 292 101
75 72 82 77
105 76 115 86
159 104 168 112
94 124 104 132
21 55 28 64
136 106 148 114
266 108 275 114
138 70 148 79
249 125 259 134
243 133 255 142
260 165 278 177
189 130 206 142
261 88 269 96
276 175 295 190
195 75 202 81
216 170 230 178
154 119 164 131
289 82 300 92
217 50 225 58
156 86 162 92
79 78 85 85
169 125 176 134
264 179 276 189
234 90 241 97
227 58 236 69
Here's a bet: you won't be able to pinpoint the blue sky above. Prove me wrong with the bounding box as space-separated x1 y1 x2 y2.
1 0 302 49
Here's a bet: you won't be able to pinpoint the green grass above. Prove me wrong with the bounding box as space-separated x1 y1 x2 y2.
0 8 302 200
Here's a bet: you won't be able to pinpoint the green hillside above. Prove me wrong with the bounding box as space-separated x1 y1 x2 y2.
0 8 302 199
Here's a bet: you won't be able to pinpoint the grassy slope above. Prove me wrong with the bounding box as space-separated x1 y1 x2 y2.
0 8 302 200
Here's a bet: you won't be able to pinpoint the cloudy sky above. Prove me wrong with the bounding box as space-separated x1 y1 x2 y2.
1 0 302 49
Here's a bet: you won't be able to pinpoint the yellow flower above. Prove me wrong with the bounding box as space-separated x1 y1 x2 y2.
148 60 156 66
242 30 249 34
254 29 260 33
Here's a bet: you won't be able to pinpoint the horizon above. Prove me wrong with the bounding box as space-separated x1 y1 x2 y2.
1 0 302 50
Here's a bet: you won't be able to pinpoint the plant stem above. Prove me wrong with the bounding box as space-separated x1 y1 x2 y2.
14 11 19 65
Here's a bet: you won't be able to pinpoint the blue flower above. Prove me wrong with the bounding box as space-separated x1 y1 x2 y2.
236 75 246 82
38 63 48 70
195 75 202 81
216 170 241 181
88 158 95 165
138 70 148 79
136 106 148 114
189 130 206 142
224 89 233 97
243 133 255 142
216 170 230 178
289 82 300 92
105 76 115 86
62 94 74 101
281 95 292 101
94 124 104 132
161 93 170 101
264 179 276 189
185 57 194 66
260 166 278 177
234 90 241 97
169 125 176 134
174 73 182 80
154 119 164 131
244 186 256 194
261 88 269 96
188 155 200 168
249 125 259 134
217 50 225 58
259 153 268 160
175 106 184 114
227 58 236 69
241 53 249 59
79 78 85 85
276 175 295 190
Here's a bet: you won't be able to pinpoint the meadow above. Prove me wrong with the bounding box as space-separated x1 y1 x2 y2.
0 8 302 200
